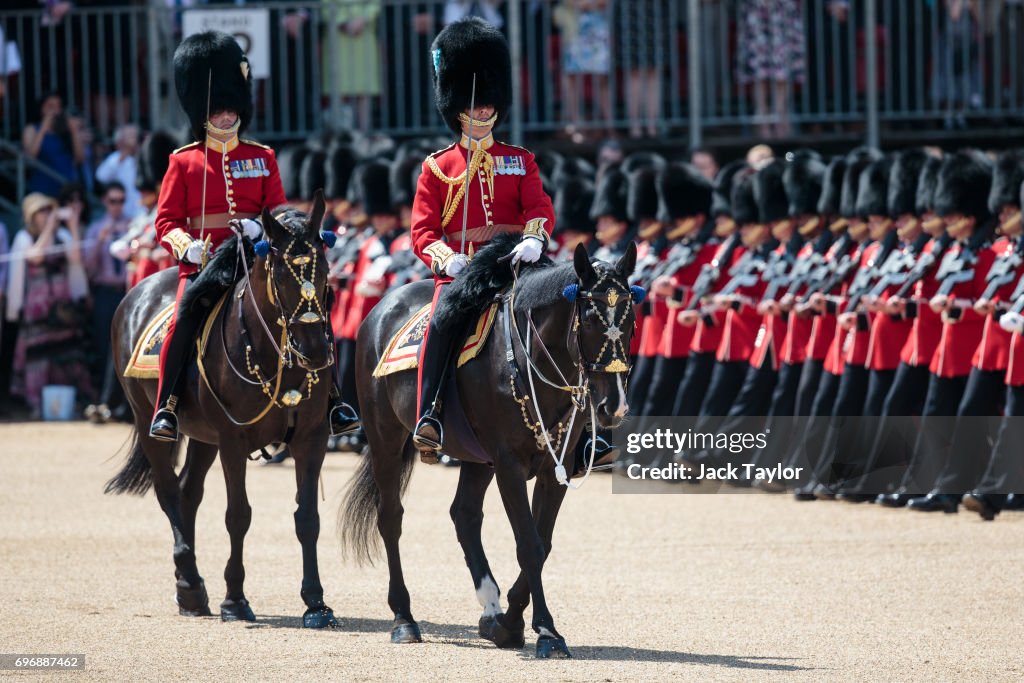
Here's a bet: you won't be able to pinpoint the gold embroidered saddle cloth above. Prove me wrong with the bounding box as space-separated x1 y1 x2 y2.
123 302 178 379
373 301 499 378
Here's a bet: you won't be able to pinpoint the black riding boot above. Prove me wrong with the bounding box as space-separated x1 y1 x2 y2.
328 381 361 436
412 318 456 456
150 302 206 442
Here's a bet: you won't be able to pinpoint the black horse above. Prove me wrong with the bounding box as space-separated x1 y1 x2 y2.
341 237 637 658
105 193 339 627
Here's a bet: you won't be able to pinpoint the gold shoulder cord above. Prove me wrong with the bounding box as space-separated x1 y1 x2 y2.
426 148 495 229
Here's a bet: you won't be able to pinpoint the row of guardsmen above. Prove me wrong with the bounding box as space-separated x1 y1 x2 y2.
601 145 1024 523
115 127 1024 518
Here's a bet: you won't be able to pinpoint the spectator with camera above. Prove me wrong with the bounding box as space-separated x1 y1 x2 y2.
7 193 93 419
21 92 85 197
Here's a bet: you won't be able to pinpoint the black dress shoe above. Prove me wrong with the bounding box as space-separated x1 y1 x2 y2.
812 483 837 500
150 411 179 442
906 493 959 513
876 492 914 508
1003 494 1024 511
837 493 875 503
329 401 361 437
961 493 999 521
793 485 817 501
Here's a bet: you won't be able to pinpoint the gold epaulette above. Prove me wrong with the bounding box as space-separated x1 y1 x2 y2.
172 141 201 155
497 141 531 155
428 143 457 159
241 139 272 150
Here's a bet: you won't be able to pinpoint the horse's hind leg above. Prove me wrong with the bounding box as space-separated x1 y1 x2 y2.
218 446 255 622
370 428 421 644
135 421 209 616
176 439 217 613
451 464 522 648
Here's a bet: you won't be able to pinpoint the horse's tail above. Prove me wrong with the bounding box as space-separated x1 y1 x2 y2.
103 424 154 496
339 444 415 566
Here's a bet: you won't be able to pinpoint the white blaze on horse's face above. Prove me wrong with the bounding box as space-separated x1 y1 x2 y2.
614 374 628 418
476 576 502 618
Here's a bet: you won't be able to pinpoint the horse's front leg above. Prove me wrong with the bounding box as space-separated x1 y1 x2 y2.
494 465 570 658
218 445 255 621
292 431 338 629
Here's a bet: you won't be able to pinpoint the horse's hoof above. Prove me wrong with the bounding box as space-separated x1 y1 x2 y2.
175 582 211 617
536 635 572 659
390 620 422 644
303 606 338 629
479 614 525 649
220 598 255 622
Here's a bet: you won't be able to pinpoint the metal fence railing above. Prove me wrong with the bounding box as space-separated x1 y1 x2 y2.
2 0 1023 150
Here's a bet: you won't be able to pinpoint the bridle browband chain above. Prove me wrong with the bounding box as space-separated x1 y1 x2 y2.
195 217 334 427
505 263 636 489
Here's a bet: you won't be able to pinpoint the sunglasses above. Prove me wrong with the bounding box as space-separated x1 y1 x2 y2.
106 197 126 205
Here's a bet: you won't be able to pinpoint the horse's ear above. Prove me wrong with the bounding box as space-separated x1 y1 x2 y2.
261 207 278 235
309 189 326 235
573 242 596 283
616 241 637 278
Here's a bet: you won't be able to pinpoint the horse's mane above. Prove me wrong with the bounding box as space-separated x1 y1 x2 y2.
180 235 255 313
432 233 558 333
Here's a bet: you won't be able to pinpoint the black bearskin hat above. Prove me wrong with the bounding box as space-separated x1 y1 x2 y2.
554 177 596 235
934 149 994 221
839 147 883 218
552 155 596 188
657 162 713 223
712 159 748 218
627 167 660 223
358 161 393 216
817 157 846 216
173 31 253 142
390 155 422 209
989 149 1024 214
431 18 512 134
325 145 360 201
590 165 630 222
855 157 893 218
783 151 826 217
753 160 789 224
731 171 759 226
136 130 180 193
299 150 326 201
887 148 931 218
621 151 667 175
915 155 942 216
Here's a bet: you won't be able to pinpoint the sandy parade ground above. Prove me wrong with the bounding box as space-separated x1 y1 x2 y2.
1 422 1022 682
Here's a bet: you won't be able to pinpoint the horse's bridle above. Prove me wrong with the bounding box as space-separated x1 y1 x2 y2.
505 263 638 488
198 217 334 427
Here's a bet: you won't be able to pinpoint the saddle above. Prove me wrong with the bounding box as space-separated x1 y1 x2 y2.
123 295 229 380
372 301 500 378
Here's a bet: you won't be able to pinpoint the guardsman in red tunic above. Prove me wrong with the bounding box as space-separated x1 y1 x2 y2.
888 150 997 512
672 160 747 416
410 18 555 454
149 31 359 441
641 162 715 417
917 150 1024 509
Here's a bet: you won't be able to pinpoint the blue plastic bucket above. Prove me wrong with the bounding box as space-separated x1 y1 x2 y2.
42 385 76 421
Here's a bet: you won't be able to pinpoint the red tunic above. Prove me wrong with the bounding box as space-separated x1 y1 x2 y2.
691 242 746 355
155 138 286 276
823 242 871 375
972 237 1022 372
749 243 793 370
659 242 719 358
636 241 671 358
410 134 555 277
929 242 996 378
340 232 404 340
778 243 817 366
898 238 945 367
867 243 916 372
715 249 769 363
1006 332 1024 386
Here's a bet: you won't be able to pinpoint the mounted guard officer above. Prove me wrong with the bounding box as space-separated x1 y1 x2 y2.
149 30 359 442
409 18 555 455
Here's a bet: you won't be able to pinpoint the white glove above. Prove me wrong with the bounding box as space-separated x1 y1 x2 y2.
445 253 468 277
239 218 263 240
1000 311 1024 335
109 238 131 261
183 239 206 265
510 236 543 264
